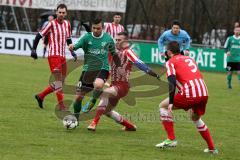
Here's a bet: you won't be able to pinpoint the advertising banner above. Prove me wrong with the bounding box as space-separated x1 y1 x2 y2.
131 41 226 72
0 0 127 13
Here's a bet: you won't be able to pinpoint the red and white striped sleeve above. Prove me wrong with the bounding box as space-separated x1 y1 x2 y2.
125 49 139 63
165 61 176 77
104 23 110 33
67 20 71 38
121 25 125 32
40 21 52 37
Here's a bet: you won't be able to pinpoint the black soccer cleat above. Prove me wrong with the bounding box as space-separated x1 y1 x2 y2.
35 95 43 109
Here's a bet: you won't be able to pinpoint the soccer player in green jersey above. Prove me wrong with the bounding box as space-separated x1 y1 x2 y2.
224 26 240 89
69 18 120 120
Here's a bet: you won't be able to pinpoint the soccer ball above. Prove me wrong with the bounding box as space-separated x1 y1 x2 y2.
63 115 78 130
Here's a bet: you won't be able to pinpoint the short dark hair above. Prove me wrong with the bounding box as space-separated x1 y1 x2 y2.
114 12 121 16
91 17 103 25
57 3 67 11
117 31 128 39
171 20 181 27
167 41 180 54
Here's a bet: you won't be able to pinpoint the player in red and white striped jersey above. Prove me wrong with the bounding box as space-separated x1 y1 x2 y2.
104 13 125 39
104 13 125 64
87 32 160 131
155 41 218 154
31 4 77 110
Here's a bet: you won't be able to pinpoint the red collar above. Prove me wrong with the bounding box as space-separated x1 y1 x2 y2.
55 18 64 24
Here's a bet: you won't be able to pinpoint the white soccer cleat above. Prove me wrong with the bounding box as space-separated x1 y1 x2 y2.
203 148 218 154
155 139 177 148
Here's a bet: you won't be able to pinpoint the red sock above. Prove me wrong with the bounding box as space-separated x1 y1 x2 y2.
195 119 215 150
39 85 54 99
162 121 175 140
120 119 135 129
93 106 106 124
198 128 215 150
56 90 64 109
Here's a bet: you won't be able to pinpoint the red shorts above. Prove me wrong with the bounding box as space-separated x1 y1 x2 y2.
109 81 129 106
48 57 66 76
173 93 208 116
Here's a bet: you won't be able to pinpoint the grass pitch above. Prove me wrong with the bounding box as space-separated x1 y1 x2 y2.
0 54 239 160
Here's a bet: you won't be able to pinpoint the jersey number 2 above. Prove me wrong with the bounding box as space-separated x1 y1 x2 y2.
185 59 197 73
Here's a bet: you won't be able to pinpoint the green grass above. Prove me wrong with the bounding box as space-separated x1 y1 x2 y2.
0 54 240 160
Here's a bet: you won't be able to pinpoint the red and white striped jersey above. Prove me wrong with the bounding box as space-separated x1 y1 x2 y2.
111 48 140 83
104 22 124 39
40 19 71 58
165 54 208 98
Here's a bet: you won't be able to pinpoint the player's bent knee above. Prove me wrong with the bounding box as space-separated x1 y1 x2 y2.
191 113 200 121
52 68 61 75
94 78 105 89
159 102 167 109
50 81 62 90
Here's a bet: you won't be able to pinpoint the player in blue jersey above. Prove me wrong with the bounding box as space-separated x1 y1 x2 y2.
158 20 191 60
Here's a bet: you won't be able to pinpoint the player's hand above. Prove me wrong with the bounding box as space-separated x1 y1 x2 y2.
31 50 38 59
71 51 77 61
104 82 110 87
68 44 74 52
160 52 165 57
168 104 173 113
184 50 190 56
226 51 231 56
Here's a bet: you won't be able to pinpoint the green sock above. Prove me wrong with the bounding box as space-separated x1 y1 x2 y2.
92 89 103 103
237 74 240 81
227 74 232 87
73 100 82 120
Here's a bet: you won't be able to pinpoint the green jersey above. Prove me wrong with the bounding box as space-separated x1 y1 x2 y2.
74 32 116 71
224 35 240 62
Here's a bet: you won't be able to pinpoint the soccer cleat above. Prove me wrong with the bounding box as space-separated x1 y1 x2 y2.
87 121 97 131
155 139 177 148
35 95 43 109
228 85 232 89
82 99 96 113
203 148 218 154
122 125 137 131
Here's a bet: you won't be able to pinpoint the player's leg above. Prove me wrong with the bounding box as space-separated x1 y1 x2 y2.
227 71 233 89
191 97 218 154
55 58 67 110
236 62 240 84
87 86 117 131
105 83 135 131
226 62 233 89
105 108 137 131
83 70 109 112
73 91 86 121
35 57 61 108
155 97 177 148
73 72 94 120
237 70 240 83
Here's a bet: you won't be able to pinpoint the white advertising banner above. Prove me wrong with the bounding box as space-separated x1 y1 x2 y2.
0 32 84 59
0 0 127 13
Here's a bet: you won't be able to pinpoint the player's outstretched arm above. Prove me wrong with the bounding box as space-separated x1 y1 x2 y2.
126 49 160 79
31 33 42 59
134 60 159 79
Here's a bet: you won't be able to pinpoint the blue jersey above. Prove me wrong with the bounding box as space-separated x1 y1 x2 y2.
158 29 191 53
